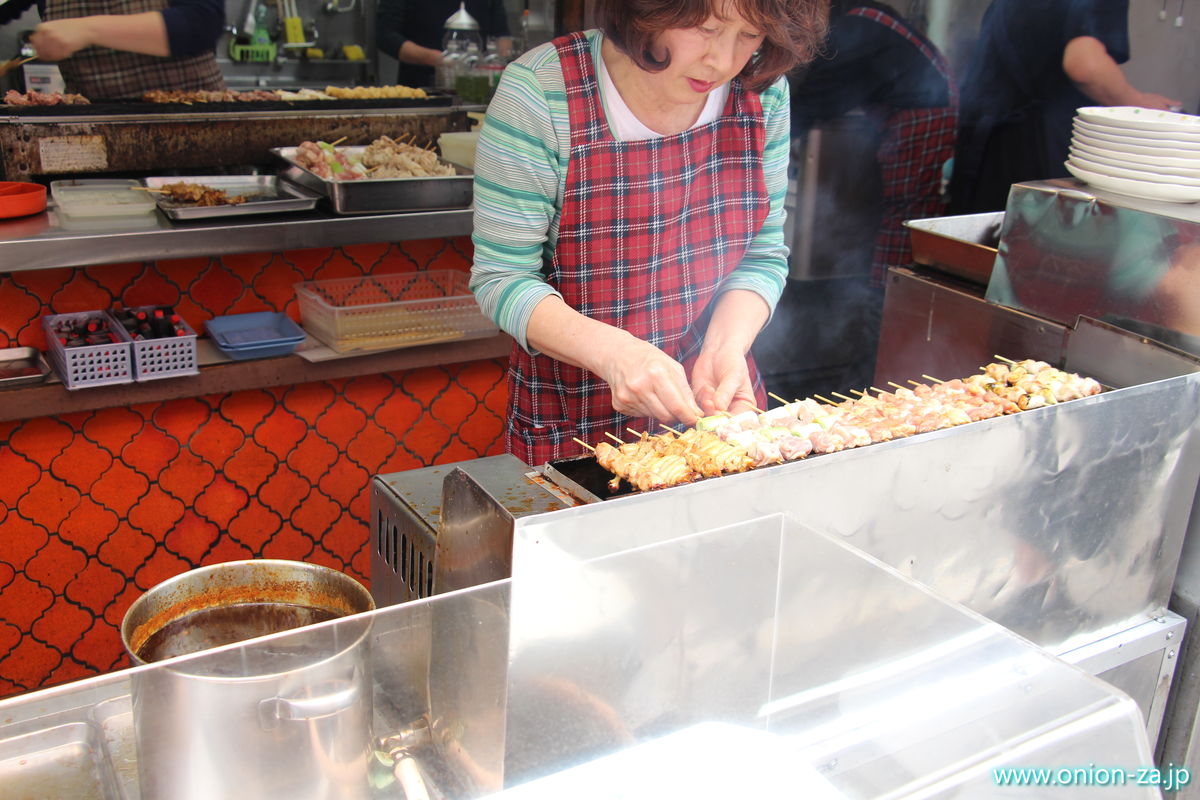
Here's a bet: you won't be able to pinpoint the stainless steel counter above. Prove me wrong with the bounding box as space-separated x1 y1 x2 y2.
0 206 474 271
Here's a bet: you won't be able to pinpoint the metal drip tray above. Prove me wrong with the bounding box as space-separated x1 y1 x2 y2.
0 694 138 800
540 455 635 503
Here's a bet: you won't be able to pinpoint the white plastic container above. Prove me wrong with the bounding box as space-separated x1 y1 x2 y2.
50 179 157 220
437 131 480 169
295 271 497 353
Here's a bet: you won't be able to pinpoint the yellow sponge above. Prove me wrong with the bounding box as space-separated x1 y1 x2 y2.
342 45 366 61
283 16 305 44
305 47 325 59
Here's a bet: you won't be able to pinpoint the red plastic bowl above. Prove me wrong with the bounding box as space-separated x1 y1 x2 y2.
0 181 47 219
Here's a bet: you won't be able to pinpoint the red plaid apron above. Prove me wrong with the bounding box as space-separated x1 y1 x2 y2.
849 7 958 285
507 31 769 465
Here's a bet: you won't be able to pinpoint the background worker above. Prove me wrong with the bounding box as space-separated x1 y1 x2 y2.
376 0 510 88
949 0 1179 214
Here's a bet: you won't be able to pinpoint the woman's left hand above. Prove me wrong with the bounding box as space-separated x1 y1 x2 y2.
690 289 772 414
691 342 757 415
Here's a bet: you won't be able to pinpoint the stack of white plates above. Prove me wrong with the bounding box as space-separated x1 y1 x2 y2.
1067 106 1200 202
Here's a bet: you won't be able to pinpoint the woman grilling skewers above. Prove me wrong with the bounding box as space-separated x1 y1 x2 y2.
470 0 827 465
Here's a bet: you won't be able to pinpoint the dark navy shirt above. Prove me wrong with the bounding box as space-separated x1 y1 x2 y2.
790 0 950 133
950 0 1129 211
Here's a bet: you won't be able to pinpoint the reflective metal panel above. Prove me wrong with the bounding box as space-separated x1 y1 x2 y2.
875 267 1067 390
989 179 1200 355
0 522 1165 799
506 515 1158 797
513 326 1200 654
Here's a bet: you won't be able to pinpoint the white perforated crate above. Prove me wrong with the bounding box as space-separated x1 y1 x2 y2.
295 271 497 353
116 305 200 382
42 311 134 390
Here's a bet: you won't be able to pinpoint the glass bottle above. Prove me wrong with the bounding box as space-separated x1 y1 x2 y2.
438 38 465 93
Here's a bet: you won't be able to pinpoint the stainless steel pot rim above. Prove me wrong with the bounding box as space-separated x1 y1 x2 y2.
121 558 375 678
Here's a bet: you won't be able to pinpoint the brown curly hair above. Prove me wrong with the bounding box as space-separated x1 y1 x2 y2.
592 0 828 93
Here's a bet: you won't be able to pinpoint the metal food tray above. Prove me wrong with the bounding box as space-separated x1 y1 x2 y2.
0 346 50 388
142 175 320 220
904 211 1003 285
271 146 473 215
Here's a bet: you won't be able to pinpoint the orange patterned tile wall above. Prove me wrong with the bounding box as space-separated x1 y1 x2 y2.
0 239 509 698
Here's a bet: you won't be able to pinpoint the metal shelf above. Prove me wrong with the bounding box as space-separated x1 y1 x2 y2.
0 205 475 271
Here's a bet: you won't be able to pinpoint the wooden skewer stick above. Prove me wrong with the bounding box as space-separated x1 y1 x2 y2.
832 391 855 402
131 186 168 192
604 432 624 445
813 394 837 405
626 428 648 439
572 437 595 452
767 392 791 406
750 405 765 414
887 381 907 391
0 56 36 78
329 136 348 147
870 386 887 394
922 374 944 384
658 423 679 435
907 379 923 387
994 355 1016 364
850 389 869 397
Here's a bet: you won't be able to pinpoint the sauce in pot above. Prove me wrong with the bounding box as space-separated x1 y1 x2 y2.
136 602 341 662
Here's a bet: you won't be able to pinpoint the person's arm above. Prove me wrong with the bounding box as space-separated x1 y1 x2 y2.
1062 35 1179 109
399 39 442 67
470 50 566 353
375 0 440 66
31 12 170 59
691 76 791 414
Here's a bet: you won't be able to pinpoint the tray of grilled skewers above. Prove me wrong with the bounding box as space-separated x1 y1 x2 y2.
567 359 1105 496
141 176 321 219
271 135 473 214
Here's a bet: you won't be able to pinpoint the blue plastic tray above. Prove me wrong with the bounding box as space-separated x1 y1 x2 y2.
205 312 306 360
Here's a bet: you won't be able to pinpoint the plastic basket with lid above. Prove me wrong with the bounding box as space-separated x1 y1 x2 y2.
294 271 497 353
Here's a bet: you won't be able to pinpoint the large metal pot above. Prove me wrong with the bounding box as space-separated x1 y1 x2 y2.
120 559 375 800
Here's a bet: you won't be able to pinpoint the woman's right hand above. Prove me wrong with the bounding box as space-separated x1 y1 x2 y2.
525 296 702 425
595 333 703 425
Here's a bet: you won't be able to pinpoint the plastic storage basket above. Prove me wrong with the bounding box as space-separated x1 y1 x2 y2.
118 305 200 381
295 271 497 353
206 312 307 360
42 311 134 390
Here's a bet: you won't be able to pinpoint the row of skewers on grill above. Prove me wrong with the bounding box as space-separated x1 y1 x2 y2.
576 358 1103 492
